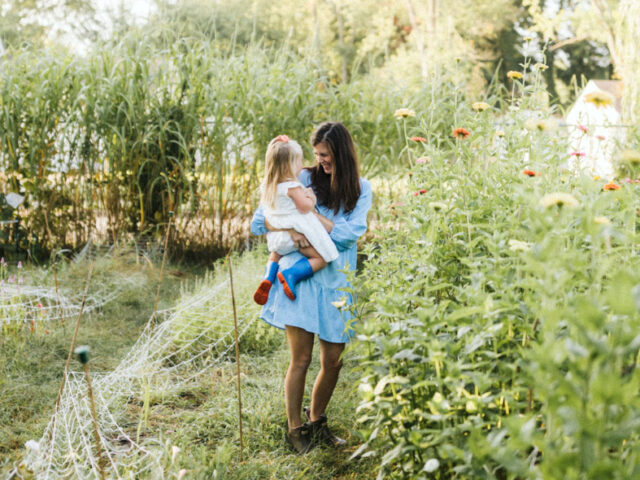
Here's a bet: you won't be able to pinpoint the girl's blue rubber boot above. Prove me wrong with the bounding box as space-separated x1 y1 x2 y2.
253 261 279 305
277 257 313 301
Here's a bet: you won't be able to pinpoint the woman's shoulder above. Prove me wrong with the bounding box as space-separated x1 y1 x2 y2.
359 177 371 194
298 168 312 186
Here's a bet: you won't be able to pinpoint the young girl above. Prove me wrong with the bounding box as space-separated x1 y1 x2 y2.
253 135 339 305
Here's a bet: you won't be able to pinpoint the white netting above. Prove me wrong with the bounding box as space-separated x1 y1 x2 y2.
0 277 137 325
15 255 262 479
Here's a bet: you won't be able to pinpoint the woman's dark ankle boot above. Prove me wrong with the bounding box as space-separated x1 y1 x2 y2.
286 423 314 454
304 407 346 447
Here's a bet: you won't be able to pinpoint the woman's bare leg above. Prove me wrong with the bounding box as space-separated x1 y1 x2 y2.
285 325 314 430
309 339 345 421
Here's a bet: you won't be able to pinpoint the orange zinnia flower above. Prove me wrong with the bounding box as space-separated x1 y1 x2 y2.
523 169 538 177
603 183 620 191
411 136 427 142
452 127 470 139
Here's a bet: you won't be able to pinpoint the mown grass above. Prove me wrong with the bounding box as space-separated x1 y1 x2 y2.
0 250 379 479
0 251 202 474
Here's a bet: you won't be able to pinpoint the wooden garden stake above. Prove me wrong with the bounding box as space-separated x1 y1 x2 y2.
75 346 106 480
52 260 94 421
228 256 244 460
151 211 173 326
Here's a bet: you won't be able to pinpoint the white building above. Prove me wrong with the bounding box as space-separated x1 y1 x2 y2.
565 80 625 179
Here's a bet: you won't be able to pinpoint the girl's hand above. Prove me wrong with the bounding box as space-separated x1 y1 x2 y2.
289 230 310 249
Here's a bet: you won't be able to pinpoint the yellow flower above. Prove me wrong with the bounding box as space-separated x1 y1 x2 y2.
394 108 415 119
525 118 557 132
472 102 490 112
532 63 549 71
619 149 640 165
594 216 610 225
507 71 523 80
540 192 579 209
429 201 447 211
495 130 505 137
584 91 614 108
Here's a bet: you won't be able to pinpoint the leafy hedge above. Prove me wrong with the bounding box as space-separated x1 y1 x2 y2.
351 95 640 478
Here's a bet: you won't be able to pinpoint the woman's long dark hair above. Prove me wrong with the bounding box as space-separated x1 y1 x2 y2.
308 122 361 214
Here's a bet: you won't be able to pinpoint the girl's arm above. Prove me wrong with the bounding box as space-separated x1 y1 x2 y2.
288 186 315 214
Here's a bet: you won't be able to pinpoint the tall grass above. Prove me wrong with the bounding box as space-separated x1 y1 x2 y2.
0 32 457 259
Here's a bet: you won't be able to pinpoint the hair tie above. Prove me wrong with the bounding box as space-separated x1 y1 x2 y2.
276 134 289 143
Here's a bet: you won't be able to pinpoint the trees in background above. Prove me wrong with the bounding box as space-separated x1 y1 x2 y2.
1 0 634 107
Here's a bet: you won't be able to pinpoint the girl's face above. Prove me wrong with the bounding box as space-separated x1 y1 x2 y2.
313 142 333 175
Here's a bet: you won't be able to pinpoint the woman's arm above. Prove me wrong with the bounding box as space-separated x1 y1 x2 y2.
327 179 372 251
251 204 311 245
313 211 334 233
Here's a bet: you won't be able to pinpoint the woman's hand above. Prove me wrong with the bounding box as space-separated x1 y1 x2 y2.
289 230 311 249
304 187 317 205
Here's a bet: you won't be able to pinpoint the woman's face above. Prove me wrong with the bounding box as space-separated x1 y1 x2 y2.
313 142 333 175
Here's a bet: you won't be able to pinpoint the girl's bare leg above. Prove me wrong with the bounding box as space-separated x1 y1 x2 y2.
285 325 314 430
298 246 327 272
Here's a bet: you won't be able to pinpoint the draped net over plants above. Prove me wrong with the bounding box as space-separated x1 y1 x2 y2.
18 254 264 479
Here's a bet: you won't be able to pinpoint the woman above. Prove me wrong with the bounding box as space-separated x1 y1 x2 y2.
250 122 372 453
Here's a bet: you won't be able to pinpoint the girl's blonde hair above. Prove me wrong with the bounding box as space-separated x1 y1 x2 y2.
261 136 303 209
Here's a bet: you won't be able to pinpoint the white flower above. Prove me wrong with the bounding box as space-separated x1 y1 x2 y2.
424 458 440 472
25 440 40 452
331 298 347 309
429 202 447 211
508 239 531 252
171 445 181 463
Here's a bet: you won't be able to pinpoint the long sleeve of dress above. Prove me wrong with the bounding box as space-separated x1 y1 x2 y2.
250 205 268 236
329 179 372 251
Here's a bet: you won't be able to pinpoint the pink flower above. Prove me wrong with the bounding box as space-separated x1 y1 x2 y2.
577 124 588 133
626 178 632 183
17 261 22 269
596 135 606 141
416 157 429 164
570 151 586 157
37 302 43 309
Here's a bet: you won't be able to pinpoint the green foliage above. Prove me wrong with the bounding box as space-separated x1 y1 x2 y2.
351 79 640 478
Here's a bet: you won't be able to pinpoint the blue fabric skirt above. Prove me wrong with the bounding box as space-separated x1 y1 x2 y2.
260 250 355 344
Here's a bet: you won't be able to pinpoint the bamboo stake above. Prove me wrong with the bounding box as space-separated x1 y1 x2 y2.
52 260 94 420
151 211 173 326
52 255 64 327
75 346 106 480
228 256 244 460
